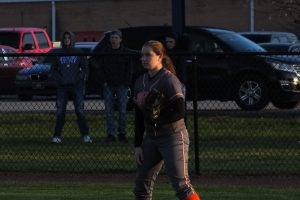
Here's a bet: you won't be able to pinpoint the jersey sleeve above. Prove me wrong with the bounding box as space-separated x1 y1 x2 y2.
163 74 185 102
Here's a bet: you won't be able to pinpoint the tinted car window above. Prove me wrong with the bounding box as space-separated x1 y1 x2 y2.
22 33 35 49
216 32 265 52
188 33 224 53
242 34 271 43
35 32 50 48
261 45 288 52
240 32 299 44
0 32 20 49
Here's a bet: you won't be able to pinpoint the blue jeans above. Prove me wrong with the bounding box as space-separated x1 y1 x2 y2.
103 85 128 136
54 85 89 137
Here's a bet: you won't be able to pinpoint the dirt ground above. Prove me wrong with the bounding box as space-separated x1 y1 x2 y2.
0 172 299 188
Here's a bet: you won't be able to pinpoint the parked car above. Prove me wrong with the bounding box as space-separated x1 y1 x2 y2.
0 27 52 53
239 31 299 44
259 43 300 52
16 26 300 110
0 45 32 94
15 42 99 100
90 26 300 110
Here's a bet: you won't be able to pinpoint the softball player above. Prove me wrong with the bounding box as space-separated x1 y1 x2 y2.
133 40 200 200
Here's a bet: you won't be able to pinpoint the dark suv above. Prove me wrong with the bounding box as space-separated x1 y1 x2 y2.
91 26 300 111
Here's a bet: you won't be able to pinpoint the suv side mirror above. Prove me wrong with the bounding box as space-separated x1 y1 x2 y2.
22 44 34 50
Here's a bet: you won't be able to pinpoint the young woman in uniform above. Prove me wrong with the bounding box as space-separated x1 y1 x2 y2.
133 40 200 200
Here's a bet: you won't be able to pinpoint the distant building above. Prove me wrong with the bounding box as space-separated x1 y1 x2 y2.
0 0 299 41
74 31 104 42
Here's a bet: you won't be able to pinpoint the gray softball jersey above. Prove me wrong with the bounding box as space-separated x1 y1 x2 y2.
133 68 195 200
134 68 186 135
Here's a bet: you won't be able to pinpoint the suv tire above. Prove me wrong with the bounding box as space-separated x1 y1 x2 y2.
234 75 269 111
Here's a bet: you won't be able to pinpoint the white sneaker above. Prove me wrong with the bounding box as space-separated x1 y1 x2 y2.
51 136 62 144
83 135 92 143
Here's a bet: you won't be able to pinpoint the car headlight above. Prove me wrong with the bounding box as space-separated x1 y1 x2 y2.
269 62 296 73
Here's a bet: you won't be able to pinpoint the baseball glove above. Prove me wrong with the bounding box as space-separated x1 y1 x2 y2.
144 89 168 123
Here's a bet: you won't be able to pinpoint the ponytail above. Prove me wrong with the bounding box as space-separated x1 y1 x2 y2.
162 55 176 75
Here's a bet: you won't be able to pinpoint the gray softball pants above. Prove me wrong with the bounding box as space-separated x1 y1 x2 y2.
133 129 195 200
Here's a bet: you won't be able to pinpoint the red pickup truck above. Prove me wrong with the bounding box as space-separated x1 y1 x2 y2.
0 27 53 53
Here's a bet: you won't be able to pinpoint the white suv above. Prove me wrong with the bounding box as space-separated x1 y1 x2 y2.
239 31 299 44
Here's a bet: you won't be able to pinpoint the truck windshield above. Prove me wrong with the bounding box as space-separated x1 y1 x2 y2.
0 32 20 49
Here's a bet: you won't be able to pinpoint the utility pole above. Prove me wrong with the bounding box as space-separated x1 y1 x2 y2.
51 0 56 41
250 0 254 32
172 0 185 36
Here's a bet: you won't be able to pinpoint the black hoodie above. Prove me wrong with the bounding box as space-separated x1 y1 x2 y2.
51 31 88 86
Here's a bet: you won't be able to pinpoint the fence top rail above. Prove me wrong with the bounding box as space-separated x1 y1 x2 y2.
1 52 300 57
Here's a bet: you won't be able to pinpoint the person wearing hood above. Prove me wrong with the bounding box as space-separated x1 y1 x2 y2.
98 30 133 143
51 31 92 144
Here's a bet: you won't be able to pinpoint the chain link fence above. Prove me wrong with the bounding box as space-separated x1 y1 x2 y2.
0 51 299 179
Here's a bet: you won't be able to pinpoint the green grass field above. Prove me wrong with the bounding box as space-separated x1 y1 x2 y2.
0 181 299 200
0 112 299 199
0 112 299 174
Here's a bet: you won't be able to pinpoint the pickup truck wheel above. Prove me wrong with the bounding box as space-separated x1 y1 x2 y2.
234 75 269 111
272 101 299 110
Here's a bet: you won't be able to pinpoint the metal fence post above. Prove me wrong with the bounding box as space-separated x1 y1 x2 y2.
192 55 200 174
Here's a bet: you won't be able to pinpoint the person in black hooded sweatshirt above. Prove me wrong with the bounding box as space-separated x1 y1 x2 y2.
51 31 92 144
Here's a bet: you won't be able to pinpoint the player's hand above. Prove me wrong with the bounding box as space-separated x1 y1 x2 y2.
134 147 143 165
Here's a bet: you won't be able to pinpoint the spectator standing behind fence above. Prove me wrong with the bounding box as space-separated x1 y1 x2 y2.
98 30 133 143
165 33 187 85
50 31 92 144
133 40 200 200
